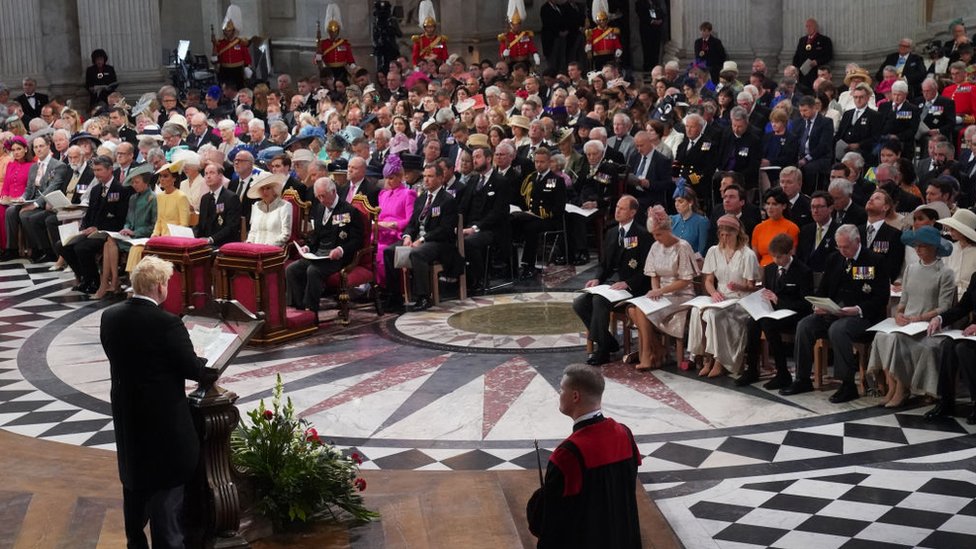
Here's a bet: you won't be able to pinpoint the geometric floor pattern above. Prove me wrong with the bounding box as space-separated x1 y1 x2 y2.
2 255 976 548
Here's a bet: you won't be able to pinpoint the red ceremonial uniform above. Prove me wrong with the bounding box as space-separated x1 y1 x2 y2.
498 30 538 62
213 37 251 68
317 37 355 68
589 26 622 57
943 82 975 120
411 34 448 66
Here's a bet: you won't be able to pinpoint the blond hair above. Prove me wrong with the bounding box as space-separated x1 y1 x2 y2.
131 256 174 296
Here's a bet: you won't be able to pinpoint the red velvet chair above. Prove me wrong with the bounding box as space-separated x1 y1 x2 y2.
214 242 318 345
324 195 381 324
282 188 311 258
143 236 214 316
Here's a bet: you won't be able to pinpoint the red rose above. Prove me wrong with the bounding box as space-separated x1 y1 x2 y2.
262 410 274 420
354 477 367 491
305 427 321 443
351 452 363 465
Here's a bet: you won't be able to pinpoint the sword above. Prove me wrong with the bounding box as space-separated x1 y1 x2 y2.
534 439 544 488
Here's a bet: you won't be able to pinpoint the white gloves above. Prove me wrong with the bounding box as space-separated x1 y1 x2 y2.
244 67 253 79
533 53 541 65
584 44 592 53
503 48 511 57
615 49 622 58
314 53 323 63
210 55 218 63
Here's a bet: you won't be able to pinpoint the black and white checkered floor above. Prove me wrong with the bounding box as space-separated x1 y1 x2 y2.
2 256 976 548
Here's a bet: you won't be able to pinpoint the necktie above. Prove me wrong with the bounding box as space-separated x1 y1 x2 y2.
612 139 621 152
803 119 813 155
346 183 356 202
777 266 786 291
36 161 46 186
66 170 81 200
866 224 876 246
618 226 625 247
852 110 861 125
815 224 824 248
421 191 434 220
896 56 906 73
239 177 248 199
477 174 486 191
635 155 647 177
845 257 854 272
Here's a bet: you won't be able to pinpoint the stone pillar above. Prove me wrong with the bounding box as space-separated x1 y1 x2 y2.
749 0 783 75
76 0 167 99
0 1 46 87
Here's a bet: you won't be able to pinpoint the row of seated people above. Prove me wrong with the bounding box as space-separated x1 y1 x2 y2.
574 184 976 422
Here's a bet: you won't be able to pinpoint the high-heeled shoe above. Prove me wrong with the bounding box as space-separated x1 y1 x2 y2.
707 362 726 378
698 357 711 377
885 393 910 409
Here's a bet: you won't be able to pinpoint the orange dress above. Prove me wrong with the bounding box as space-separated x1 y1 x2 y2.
752 217 800 267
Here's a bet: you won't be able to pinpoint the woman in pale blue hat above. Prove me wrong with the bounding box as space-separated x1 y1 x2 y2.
868 225 956 407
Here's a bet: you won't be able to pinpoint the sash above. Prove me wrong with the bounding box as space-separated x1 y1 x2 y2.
217 38 241 57
420 35 443 57
593 27 614 44
322 38 346 57
507 31 527 51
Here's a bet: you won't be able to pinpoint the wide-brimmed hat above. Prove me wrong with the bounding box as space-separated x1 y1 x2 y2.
939 209 976 244
913 201 951 222
289 149 315 163
171 149 201 169
843 68 873 87
467 133 490 148
70 131 102 147
508 115 531 130
721 61 739 75
901 225 952 257
136 125 163 142
124 163 154 186
246 172 287 199
155 159 185 175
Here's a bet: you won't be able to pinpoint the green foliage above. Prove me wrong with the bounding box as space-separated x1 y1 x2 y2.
231 374 379 529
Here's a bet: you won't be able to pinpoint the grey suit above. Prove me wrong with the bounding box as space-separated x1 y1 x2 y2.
5 157 70 250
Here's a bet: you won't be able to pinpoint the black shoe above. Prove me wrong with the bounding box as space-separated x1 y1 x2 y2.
586 352 610 366
519 265 538 280
829 384 859 404
572 252 589 266
779 380 813 396
552 255 567 265
763 375 792 391
70 280 87 292
409 296 432 312
382 295 405 314
0 249 17 262
923 401 954 419
29 250 44 263
79 282 99 295
735 368 760 386
605 338 620 353
37 253 57 264
967 408 976 425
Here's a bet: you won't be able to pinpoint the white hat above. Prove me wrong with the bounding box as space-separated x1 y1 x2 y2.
940 209 976 244
421 118 440 133
223 4 243 33
721 61 739 74
419 0 437 27
246 172 287 199
913 201 950 222
507 0 526 24
591 0 609 22
289 149 315 163
155 159 185 175
172 149 201 169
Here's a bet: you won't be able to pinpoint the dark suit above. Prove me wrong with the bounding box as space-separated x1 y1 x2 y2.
747 258 814 380
876 53 926 96
14 92 49 123
835 107 882 164
285 198 364 311
860 221 905 284
384 187 459 297
721 129 762 189
186 130 221 151
626 149 672 218
228 173 259 227
797 219 839 272
879 101 921 160
635 0 667 69
709 206 761 245
788 193 812 228
694 36 727 83
573 221 652 351
748 105 771 133
934 272 976 406
915 95 956 147
761 132 799 174
795 115 834 193
338 178 380 207
512 171 567 268
100 297 211 547
675 134 720 211
195 187 243 247
63 178 132 284
44 166 96 255
118 126 139 147
792 33 833 88
832 202 867 227
6 157 70 250
461 170 513 285
794 246 890 387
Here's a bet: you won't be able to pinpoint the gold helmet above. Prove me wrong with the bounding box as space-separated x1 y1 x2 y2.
222 4 243 33
592 0 609 24
507 0 526 25
325 3 342 35
419 0 437 28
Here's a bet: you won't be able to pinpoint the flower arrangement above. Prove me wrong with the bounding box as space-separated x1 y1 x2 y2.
231 374 378 529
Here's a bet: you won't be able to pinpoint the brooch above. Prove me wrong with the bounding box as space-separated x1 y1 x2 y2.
628 258 638 269
339 231 348 239
862 283 871 293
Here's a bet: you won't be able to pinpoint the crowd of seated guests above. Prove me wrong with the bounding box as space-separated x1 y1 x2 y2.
0 14 974 416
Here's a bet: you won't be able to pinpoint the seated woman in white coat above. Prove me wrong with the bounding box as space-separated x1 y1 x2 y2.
246 173 293 248
689 214 761 378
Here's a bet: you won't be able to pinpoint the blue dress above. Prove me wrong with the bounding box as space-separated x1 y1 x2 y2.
670 213 710 255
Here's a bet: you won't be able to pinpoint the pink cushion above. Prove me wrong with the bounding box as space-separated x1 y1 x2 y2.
147 236 211 250
219 242 283 258
286 308 317 329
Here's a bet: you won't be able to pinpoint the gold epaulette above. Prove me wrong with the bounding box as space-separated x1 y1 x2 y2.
526 30 534 37
412 34 421 42
440 34 448 41
498 33 506 42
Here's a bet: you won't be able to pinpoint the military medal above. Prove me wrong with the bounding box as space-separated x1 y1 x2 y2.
217 216 223 226
862 283 871 293
339 230 348 239
628 259 638 269
805 43 812 51
699 50 705 57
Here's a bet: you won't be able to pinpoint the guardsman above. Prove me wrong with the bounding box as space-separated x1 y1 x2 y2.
411 0 448 68
316 4 356 83
211 4 252 89
498 0 540 69
585 0 622 71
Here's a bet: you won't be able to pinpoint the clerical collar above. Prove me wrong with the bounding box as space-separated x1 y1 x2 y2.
574 409 603 425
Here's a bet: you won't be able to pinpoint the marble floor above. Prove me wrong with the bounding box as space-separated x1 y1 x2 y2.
2 256 976 548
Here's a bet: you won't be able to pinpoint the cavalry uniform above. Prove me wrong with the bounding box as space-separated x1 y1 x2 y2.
411 33 449 66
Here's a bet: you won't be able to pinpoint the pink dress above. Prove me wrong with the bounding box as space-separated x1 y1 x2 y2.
0 159 33 247
375 184 417 287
